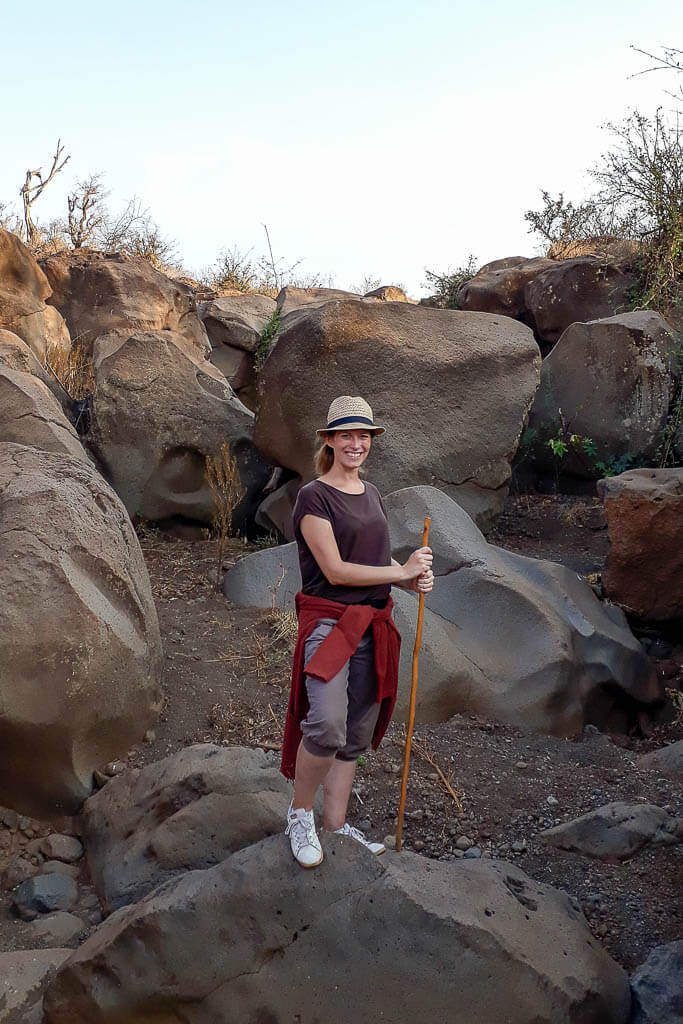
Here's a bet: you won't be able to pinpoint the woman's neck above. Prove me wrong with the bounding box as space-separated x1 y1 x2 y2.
319 466 365 494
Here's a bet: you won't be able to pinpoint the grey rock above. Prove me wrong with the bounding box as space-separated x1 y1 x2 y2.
463 846 482 858
0 364 86 462
255 476 301 542
455 836 473 850
12 873 78 917
630 941 683 1024
41 860 80 879
3 855 40 889
0 948 71 1024
199 293 276 353
27 911 85 947
39 834 83 863
43 839 631 1024
639 741 683 781
540 802 681 861
83 744 291 911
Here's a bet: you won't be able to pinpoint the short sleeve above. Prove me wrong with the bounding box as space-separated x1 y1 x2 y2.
292 482 333 535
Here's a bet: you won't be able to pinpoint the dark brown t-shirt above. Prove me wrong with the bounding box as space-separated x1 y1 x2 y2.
292 479 392 605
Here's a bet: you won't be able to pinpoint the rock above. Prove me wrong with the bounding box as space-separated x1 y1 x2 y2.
464 846 482 858
275 285 362 317
254 301 540 529
27 911 85 947
12 874 78 916
527 312 681 477
200 293 276 353
254 476 301 541
82 744 291 911
455 836 473 850
0 444 162 817
456 256 555 330
364 285 413 302
0 365 86 461
540 802 682 861
3 856 40 889
0 227 71 361
40 247 209 357
89 329 270 529
39 835 83 863
639 740 683 781
43 839 631 1024
630 941 683 1024
0 328 73 413
0 949 71 1024
524 257 640 344
598 469 683 620
41 861 80 879
223 486 661 734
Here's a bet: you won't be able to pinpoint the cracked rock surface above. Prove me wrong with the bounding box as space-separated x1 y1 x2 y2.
43 836 631 1024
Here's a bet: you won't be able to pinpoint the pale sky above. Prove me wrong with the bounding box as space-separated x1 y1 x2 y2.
1 1 680 295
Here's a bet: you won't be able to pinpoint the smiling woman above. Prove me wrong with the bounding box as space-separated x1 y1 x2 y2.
280 395 434 868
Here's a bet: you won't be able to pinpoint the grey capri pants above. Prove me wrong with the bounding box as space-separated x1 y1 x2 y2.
301 618 381 762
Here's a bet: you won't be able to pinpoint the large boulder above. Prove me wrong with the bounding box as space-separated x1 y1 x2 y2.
0 228 71 361
0 365 86 461
0 444 162 817
598 469 683 621
254 301 540 529
275 285 361 317
527 312 682 477
364 285 414 302
90 329 271 529
0 328 73 413
456 256 555 330
83 744 291 912
630 941 683 1024
524 257 640 344
43 840 631 1024
199 293 277 402
539 802 682 861
0 949 71 1024
639 740 683 780
40 248 210 357
223 486 660 734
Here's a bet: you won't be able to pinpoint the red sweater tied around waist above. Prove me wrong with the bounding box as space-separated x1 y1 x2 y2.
280 592 402 780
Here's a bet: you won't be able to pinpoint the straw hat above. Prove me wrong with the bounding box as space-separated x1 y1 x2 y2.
316 396 385 436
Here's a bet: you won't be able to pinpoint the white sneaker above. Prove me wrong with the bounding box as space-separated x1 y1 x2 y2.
286 802 323 868
334 822 385 855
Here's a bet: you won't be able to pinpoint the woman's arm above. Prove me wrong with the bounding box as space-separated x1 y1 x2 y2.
300 514 432 588
392 558 434 592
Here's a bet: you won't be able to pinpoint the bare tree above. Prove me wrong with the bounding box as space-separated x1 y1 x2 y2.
67 174 107 248
19 139 70 246
631 45 683 102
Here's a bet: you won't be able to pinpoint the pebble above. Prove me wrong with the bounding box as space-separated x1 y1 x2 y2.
144 729 156 743
3 856 39 889
41 860 80 879
464 846 482 859
515 761 528 770
455 836 473 851
40 834 83 863
413 840 425 852
546 796 559 806
383 835 397 850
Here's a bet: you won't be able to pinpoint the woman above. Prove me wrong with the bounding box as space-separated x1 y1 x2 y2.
281 396 433 867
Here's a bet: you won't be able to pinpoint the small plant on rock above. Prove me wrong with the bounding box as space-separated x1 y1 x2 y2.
205 444 244 589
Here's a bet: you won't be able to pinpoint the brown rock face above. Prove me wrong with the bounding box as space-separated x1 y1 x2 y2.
254 301 540 529
0 444 162 817
275 285 361 317
364 285 413 302
90 329 270 528
524 257 640 344
40 248 209 356
0 329 73 412
527 311 681 477
0 365 85 461
457 257 555 328
598 469 683 620
0 228 71 361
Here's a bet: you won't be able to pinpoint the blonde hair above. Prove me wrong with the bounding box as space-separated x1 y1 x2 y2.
314 436 335 476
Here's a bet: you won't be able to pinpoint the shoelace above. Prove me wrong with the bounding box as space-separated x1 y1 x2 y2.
286 815 318 851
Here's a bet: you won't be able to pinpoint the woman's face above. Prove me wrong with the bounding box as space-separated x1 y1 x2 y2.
327 429 372 470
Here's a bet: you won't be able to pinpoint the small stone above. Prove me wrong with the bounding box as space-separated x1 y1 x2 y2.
12 873 78 918
87 908 103 926
144 729 156 743
0 807 19 829
413 840 425 852
382 835 397 850
2 856 39 889
27 911 85 947
453 849 464 858
515 761 528 770
464 846 482 859
511 840 527 853
39 834 83 863
41 860 80 879
105 761 125 776
455 836 473 851
546 796 559 806
17 815 33 831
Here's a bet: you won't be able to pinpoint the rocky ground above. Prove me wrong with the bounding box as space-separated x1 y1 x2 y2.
0 492 681 975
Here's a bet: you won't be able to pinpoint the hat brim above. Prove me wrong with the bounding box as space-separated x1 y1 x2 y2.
316 421 385 436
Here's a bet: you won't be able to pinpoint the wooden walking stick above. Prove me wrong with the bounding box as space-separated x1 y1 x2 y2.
395 516 431 853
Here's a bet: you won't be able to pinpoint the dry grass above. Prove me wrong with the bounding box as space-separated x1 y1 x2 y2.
206 444 244 589
44 341 94 400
